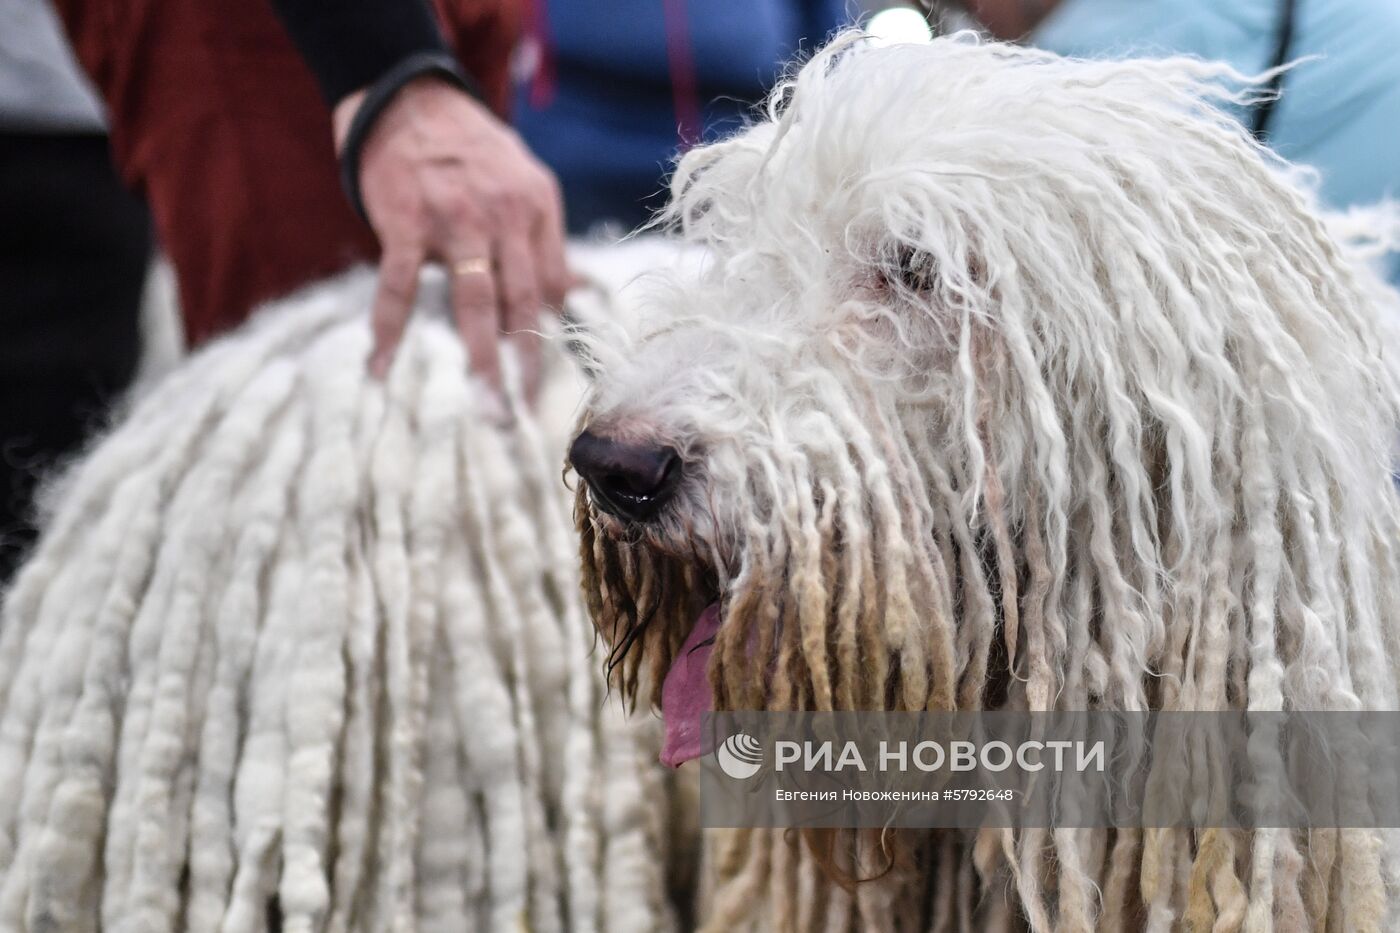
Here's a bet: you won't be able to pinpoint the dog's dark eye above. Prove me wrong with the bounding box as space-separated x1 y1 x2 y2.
877 246 937 294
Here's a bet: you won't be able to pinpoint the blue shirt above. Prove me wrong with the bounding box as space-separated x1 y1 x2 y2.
1035 0 1400 283
514 0 848 233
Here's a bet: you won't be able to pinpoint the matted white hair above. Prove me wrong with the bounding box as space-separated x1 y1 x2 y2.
572 32 1400 931
0 268 686 932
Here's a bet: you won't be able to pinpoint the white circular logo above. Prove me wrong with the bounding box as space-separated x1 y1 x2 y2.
716 733 764 780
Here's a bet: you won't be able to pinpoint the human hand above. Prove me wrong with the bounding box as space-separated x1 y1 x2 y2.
334 76 569 395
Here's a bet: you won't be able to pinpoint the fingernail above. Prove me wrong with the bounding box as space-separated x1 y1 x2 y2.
470 378 512 427
367 350 389 379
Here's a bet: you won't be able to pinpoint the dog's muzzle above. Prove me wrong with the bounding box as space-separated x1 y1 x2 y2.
569 429 681 523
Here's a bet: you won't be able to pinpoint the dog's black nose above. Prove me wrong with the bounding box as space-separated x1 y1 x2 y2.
569 429 681 522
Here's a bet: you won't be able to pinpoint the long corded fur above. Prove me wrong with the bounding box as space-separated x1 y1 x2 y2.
0 269 684 932
573 32 1400 931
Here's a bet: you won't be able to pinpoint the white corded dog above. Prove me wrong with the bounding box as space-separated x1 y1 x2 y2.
570 32 1400 931
0 258 691 932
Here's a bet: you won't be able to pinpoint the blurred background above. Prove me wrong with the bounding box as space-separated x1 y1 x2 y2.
1 0 1397 581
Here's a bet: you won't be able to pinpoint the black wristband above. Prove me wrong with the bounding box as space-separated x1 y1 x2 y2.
338 51 480 224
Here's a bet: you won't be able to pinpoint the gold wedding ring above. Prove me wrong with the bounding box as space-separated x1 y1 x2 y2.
452 257 491 277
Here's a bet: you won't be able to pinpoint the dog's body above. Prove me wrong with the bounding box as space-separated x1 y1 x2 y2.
0 265 694 933
571 34 1400 930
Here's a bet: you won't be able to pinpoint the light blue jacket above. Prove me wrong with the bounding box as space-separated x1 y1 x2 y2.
1035 0 1400 283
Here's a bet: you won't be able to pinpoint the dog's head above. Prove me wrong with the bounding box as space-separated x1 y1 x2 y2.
568 34 1400 765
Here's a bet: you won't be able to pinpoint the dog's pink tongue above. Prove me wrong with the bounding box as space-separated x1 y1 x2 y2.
660 603 721 768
